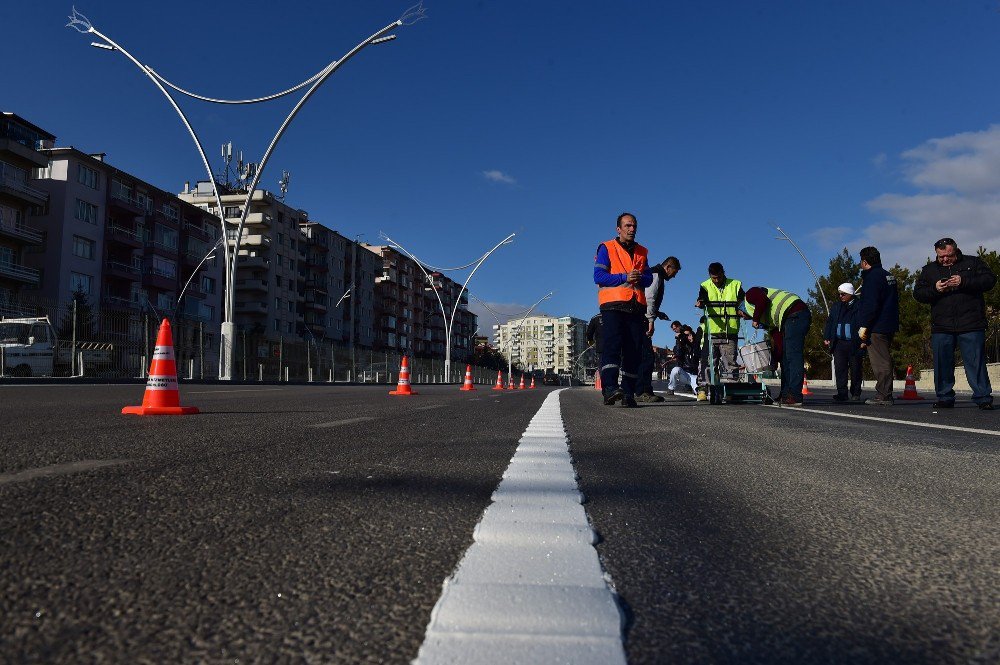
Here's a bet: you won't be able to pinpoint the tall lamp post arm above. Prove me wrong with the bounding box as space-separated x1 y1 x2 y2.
74 24 232 313
177 236 224 307
774 224 830 315
147 66 329 105
446 233 515 350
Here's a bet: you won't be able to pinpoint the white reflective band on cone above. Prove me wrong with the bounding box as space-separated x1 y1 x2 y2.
398 378 410 385
152 345 176 360
145 375 179 391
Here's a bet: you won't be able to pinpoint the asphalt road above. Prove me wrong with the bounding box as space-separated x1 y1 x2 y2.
1 381 997 663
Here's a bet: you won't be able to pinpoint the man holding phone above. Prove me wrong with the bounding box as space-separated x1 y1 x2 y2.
914 238 996 410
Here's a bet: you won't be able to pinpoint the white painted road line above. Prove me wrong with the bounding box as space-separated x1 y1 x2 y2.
415 389 626 664
309 417 376 429
0 460 129 486
656 390 1000 437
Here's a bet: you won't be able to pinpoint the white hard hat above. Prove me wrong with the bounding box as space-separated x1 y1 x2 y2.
837 282 856 296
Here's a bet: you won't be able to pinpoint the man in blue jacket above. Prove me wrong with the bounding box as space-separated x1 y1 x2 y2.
823 282 864 402
856 246 899 405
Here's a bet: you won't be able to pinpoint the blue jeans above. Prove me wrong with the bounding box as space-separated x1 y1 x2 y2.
780 308 812 401
932 331 994 404
600 309 646 397
635 333 654 394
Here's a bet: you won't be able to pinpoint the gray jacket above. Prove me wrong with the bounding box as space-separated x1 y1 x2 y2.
645 271 666 322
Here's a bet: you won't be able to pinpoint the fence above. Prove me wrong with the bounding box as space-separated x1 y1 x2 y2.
0 292 508 384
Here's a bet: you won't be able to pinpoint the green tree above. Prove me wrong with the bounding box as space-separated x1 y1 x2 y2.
976 247 1000 363
57 288 95 340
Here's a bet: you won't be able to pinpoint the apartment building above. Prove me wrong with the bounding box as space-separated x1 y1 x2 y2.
365 244 476 362
298 221 376 350
180 182 375 348
493 314 587 374
0 113 53 304
28 148 222 322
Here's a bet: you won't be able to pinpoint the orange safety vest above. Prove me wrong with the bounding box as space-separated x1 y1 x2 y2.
597 239 648 307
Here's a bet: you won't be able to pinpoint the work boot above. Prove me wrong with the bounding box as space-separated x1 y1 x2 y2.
932 400 955 409
780 395 802 407
696 389 708 402
832 393 849 402
621 394 639 408
636 392 664 403
850 394 862 402
603 388 624 406
865 395 894 406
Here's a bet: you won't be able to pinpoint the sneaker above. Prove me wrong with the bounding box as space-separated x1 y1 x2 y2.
978 401 994 411
832 394 849 402
865 396 894 406
621 395 639 408
780 395 802 407
932 400 955 409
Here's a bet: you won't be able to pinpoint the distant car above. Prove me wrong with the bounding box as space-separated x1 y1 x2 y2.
542 373 560 386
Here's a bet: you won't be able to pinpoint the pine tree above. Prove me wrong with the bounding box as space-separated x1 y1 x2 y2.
57 288 95 340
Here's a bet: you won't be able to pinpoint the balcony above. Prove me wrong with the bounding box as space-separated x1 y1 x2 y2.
235 300 268 316
184 221 211 240
142 266 176 290
243 212 272 228
305 299 327 312
0 216 43 244
235 278 268 293
237 255 270 270
104 260 141 280
0 137 49 168
0 260 40 285
102 293 141 310
0 167 48 206
144 239 179 257
109 189 143 214
105 223 143 248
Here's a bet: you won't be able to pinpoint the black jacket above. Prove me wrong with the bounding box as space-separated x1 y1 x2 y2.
822 299 862 352
586 314 603 353
857 265 899 334
673 339 699 374
913 254 997 333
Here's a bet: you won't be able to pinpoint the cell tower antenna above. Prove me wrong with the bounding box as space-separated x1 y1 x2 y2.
278 171 290 200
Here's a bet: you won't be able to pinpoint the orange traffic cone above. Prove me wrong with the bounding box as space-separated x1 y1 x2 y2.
508 374 515 390
801 374 813 396
594 372 602 391
123 319 199 415
389 356 418 395
460 364 476 391
492 370 505 390
901 365 924 400
529 376 536 389
518 375 526 390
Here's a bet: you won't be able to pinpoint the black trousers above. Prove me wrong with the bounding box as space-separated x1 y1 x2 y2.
833 343 863 397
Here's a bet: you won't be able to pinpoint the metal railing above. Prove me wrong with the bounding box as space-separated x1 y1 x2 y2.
0 217 43 243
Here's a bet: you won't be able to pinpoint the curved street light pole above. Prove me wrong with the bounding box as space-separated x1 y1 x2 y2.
67 4 427 380
774 223 833 378
506 292 554 380
381 232 515 381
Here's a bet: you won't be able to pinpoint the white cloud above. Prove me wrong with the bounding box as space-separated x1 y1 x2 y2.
481 169 516 185
810 226 851 250
855 125 1000 268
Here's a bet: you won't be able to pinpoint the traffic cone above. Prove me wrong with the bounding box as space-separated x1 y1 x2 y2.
594 372 602 391
123 318 199 415
460 364 476 391
901 365 924 400
492 370 505 390
389 356 418 395
508 374 515 390
529 376 536 389
518 375 526 390
801 374 813 396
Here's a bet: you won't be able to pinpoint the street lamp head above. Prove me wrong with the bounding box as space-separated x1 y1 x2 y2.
66 6 94 33
90 42 114 50
399 1 428 26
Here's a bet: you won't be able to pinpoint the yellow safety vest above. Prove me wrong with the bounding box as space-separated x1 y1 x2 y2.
701 278 742 335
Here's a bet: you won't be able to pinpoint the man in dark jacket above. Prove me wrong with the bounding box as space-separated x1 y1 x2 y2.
857 246 899 405
913 238 996 410
823 282 864 402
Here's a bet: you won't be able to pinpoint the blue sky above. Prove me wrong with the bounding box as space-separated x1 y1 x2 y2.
6 1 1000 347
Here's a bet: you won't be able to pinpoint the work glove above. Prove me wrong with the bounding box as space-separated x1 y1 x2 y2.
858 327 869 342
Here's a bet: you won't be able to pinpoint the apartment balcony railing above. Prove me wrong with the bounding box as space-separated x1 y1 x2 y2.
0 260 40 285
101 293 141 310
0 167 48 205
105 223 143 247
0 217 43 244
109 188 142 212
104 260 141 278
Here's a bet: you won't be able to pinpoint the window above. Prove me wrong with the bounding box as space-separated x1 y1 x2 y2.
161 204 179 221
74 199 98 224
286 321 294 333
154 226 178 249
150 256 176 278
200 276 215 294
70 271 93 294
0 204 22 227
157 292 174 310
72 235 95 260
77 164 100 189
275 297 282 310
223 206 242 219
273 319 281 332
276 275 283 288
287 301 295 313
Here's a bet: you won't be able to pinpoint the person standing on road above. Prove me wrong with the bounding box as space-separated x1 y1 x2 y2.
585 312 603 385
823 282 864 402
594 212 653 408
744 286 811 406
695 263 745 385
857 246 899 406
636 256 681 402
913 238 996 410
